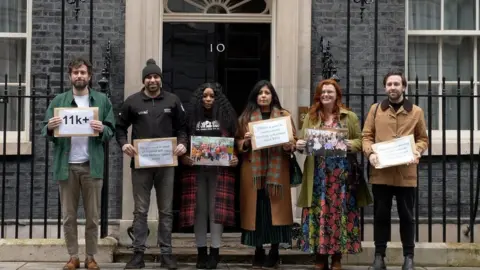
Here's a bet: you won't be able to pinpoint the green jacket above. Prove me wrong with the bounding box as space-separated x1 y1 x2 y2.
41 89 115 181
296 108 364 208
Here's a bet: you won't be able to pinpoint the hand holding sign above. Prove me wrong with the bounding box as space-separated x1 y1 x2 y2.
90 120 104 132
47 116 62 130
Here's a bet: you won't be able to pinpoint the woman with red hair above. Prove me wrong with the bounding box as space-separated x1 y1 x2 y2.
296 79 363 269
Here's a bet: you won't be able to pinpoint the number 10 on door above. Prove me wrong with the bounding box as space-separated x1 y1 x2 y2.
210 43 225 53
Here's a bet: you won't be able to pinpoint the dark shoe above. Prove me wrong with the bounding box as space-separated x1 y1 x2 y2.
314 254 329 270
402 255 414 270
252 248 266 269
63 257 80 270
125 251 145 269
84 257 100 270
331 253 342 270
206 247 220 269
263 249 279 269
161 254 178 269
372 254 386 270
196 247 208 269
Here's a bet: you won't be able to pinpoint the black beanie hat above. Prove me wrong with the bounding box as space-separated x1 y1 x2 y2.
142 58 162 82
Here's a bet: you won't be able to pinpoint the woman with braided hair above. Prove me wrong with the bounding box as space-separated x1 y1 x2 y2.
236 80 297 269
179 82 239 269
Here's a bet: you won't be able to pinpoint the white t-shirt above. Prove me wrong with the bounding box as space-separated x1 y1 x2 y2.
69 94 90 163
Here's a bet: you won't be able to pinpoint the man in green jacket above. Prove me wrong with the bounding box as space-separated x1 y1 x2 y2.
41 57 115 270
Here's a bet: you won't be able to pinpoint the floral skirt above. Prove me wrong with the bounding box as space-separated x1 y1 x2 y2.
299 156 362 255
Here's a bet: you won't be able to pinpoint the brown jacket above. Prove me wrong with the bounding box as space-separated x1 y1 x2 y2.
235 110 296 230
362 99 428 187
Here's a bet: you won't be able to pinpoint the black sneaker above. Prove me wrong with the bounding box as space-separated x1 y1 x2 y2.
124 251 145 269
161 254 178 269
372 253 387 270
402 255 414 270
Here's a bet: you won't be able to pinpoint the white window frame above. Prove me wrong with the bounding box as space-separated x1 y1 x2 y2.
0 0 32 155
405 0 480 155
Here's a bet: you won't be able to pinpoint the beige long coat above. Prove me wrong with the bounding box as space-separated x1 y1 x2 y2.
235 110 297 230
362 99 429 187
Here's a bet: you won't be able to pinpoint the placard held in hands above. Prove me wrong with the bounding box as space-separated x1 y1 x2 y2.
54 107 99 137
248 116 293 150
134 137 178 168
371 134 416 169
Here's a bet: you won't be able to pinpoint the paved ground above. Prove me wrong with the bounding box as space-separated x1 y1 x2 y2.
0 263 477 270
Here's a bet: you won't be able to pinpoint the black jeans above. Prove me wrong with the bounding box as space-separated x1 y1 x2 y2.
372 184 415 257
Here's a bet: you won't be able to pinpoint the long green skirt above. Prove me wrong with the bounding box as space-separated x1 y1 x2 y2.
241 189 292 246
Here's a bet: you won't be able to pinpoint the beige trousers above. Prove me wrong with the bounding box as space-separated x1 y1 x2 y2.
59 162 103 256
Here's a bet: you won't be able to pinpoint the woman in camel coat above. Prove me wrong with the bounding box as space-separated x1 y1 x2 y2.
236 80 297 269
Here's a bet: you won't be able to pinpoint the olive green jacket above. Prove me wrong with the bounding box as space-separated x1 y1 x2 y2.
296 108 363 208
41 89 115 181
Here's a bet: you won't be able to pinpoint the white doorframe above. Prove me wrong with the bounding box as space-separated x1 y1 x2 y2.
120 0 311 246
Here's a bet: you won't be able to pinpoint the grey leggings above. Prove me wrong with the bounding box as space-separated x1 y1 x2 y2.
195 169 223 248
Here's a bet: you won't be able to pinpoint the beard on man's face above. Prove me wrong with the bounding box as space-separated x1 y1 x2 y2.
146 82 160 92
73 79 88 89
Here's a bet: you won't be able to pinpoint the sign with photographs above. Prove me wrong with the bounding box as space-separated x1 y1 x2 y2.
190 136 235 166
304 128 348 157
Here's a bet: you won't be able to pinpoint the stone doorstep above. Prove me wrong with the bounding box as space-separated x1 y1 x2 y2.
1 236 480 267
0 237 117 263
115 242 480 267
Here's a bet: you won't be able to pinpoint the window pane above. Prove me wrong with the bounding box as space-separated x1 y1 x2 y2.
444 84 473 130
0 0 27 33
408 36 439 80
0 38 26 83
442 36 474 80
407 84 439 130
408 0 441 30
0 86 26 131
444 0 476 30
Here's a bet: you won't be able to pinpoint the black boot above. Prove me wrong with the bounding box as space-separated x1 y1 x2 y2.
402 255 414 270
372 254 387 270
124 251 145 269
161 254 178 269
252 247 265 269
206 247 220 269
196 247 208 269
263 246 279 269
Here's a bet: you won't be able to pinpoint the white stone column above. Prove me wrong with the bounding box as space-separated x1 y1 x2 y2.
271 0 311 221
119 0 164 247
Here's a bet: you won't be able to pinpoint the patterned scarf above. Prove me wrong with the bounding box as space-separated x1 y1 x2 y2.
250 106 284 198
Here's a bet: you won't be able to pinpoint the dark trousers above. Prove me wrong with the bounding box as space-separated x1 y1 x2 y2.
372 184 415 257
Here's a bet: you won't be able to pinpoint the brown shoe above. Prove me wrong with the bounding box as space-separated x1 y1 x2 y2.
331 254 342 270
84 258 100 269
63 257 80 270
314 254 328 270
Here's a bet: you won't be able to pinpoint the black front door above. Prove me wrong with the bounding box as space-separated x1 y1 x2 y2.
162 22 271 232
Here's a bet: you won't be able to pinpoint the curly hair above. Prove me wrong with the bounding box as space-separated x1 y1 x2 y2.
238 80 286 129
308 79 348 123
187 82 238 137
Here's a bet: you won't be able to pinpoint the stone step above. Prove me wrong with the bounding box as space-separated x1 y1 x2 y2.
115 247 315 264
115 234 480 267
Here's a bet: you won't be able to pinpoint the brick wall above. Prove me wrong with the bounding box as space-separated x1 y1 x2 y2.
311 0 478 221
2 0 477 224
1 0 125 220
